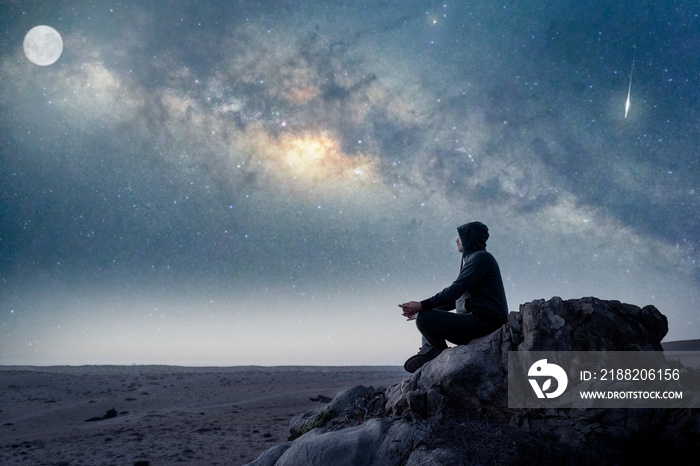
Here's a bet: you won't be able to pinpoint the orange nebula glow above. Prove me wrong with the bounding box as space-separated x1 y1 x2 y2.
239 128 379 195
280 133 372 182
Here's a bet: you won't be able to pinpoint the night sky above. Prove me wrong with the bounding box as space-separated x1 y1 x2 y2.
1 1 698 365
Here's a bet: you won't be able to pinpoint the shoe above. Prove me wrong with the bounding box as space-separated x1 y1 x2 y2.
403 346 444 373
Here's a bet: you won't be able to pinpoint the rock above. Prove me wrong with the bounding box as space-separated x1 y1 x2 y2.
328 385 377 413
386 325 511 419
85 408 118 423
404 446 462 465
516 296 667 352
249 418 430 466
288 408 326 440
248 297 697 465
288 385 387 441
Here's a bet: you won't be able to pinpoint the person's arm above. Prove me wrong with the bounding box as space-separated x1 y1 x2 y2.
420 252 489 311
399 299 456 320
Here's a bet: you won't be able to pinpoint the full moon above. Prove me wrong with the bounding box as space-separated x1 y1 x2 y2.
23 25 63 66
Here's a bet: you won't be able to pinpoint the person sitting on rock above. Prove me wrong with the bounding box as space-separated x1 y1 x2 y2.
399 221 509 373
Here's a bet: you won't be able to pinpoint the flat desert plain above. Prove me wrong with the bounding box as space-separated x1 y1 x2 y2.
0 365 406 465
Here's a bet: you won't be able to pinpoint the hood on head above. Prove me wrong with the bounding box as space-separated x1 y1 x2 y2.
457 221 489 254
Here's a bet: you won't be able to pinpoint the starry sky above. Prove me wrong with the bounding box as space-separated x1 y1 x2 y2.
1 1 698 366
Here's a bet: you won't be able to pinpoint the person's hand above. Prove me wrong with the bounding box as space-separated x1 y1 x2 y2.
399 301 422 321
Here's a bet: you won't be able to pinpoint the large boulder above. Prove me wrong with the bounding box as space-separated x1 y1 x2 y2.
250 417 431 466
248 297 697 465
515 296 668 352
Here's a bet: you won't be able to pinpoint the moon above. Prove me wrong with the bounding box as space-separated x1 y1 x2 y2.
23 25 63 66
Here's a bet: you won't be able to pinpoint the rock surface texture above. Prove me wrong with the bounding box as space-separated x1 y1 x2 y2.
248 297 699 465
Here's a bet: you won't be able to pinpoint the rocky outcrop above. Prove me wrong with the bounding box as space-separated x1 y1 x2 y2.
248 297 698 465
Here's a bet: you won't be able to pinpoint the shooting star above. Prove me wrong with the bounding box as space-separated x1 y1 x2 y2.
625 46 636 118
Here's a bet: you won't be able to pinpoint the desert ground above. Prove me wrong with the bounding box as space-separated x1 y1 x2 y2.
0 365 406 466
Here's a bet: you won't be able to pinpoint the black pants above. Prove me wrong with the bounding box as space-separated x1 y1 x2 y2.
416 310 502 350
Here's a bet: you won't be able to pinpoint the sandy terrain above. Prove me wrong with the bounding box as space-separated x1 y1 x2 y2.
0 365 406 466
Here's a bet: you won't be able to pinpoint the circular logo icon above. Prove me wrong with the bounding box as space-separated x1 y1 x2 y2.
527 359 568 399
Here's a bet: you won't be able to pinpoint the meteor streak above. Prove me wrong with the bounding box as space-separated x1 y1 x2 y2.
625 46 636 118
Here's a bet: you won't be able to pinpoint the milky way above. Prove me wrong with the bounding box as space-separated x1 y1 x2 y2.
1 1 698 365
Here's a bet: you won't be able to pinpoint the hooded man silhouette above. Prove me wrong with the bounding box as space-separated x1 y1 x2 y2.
399 221 508 373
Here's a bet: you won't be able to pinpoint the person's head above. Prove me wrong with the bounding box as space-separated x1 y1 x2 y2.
456 222 489 254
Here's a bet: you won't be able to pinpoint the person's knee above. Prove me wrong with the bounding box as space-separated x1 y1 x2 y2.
416 310 436 331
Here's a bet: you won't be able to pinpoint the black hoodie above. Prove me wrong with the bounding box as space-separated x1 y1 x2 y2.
419 222 508 325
